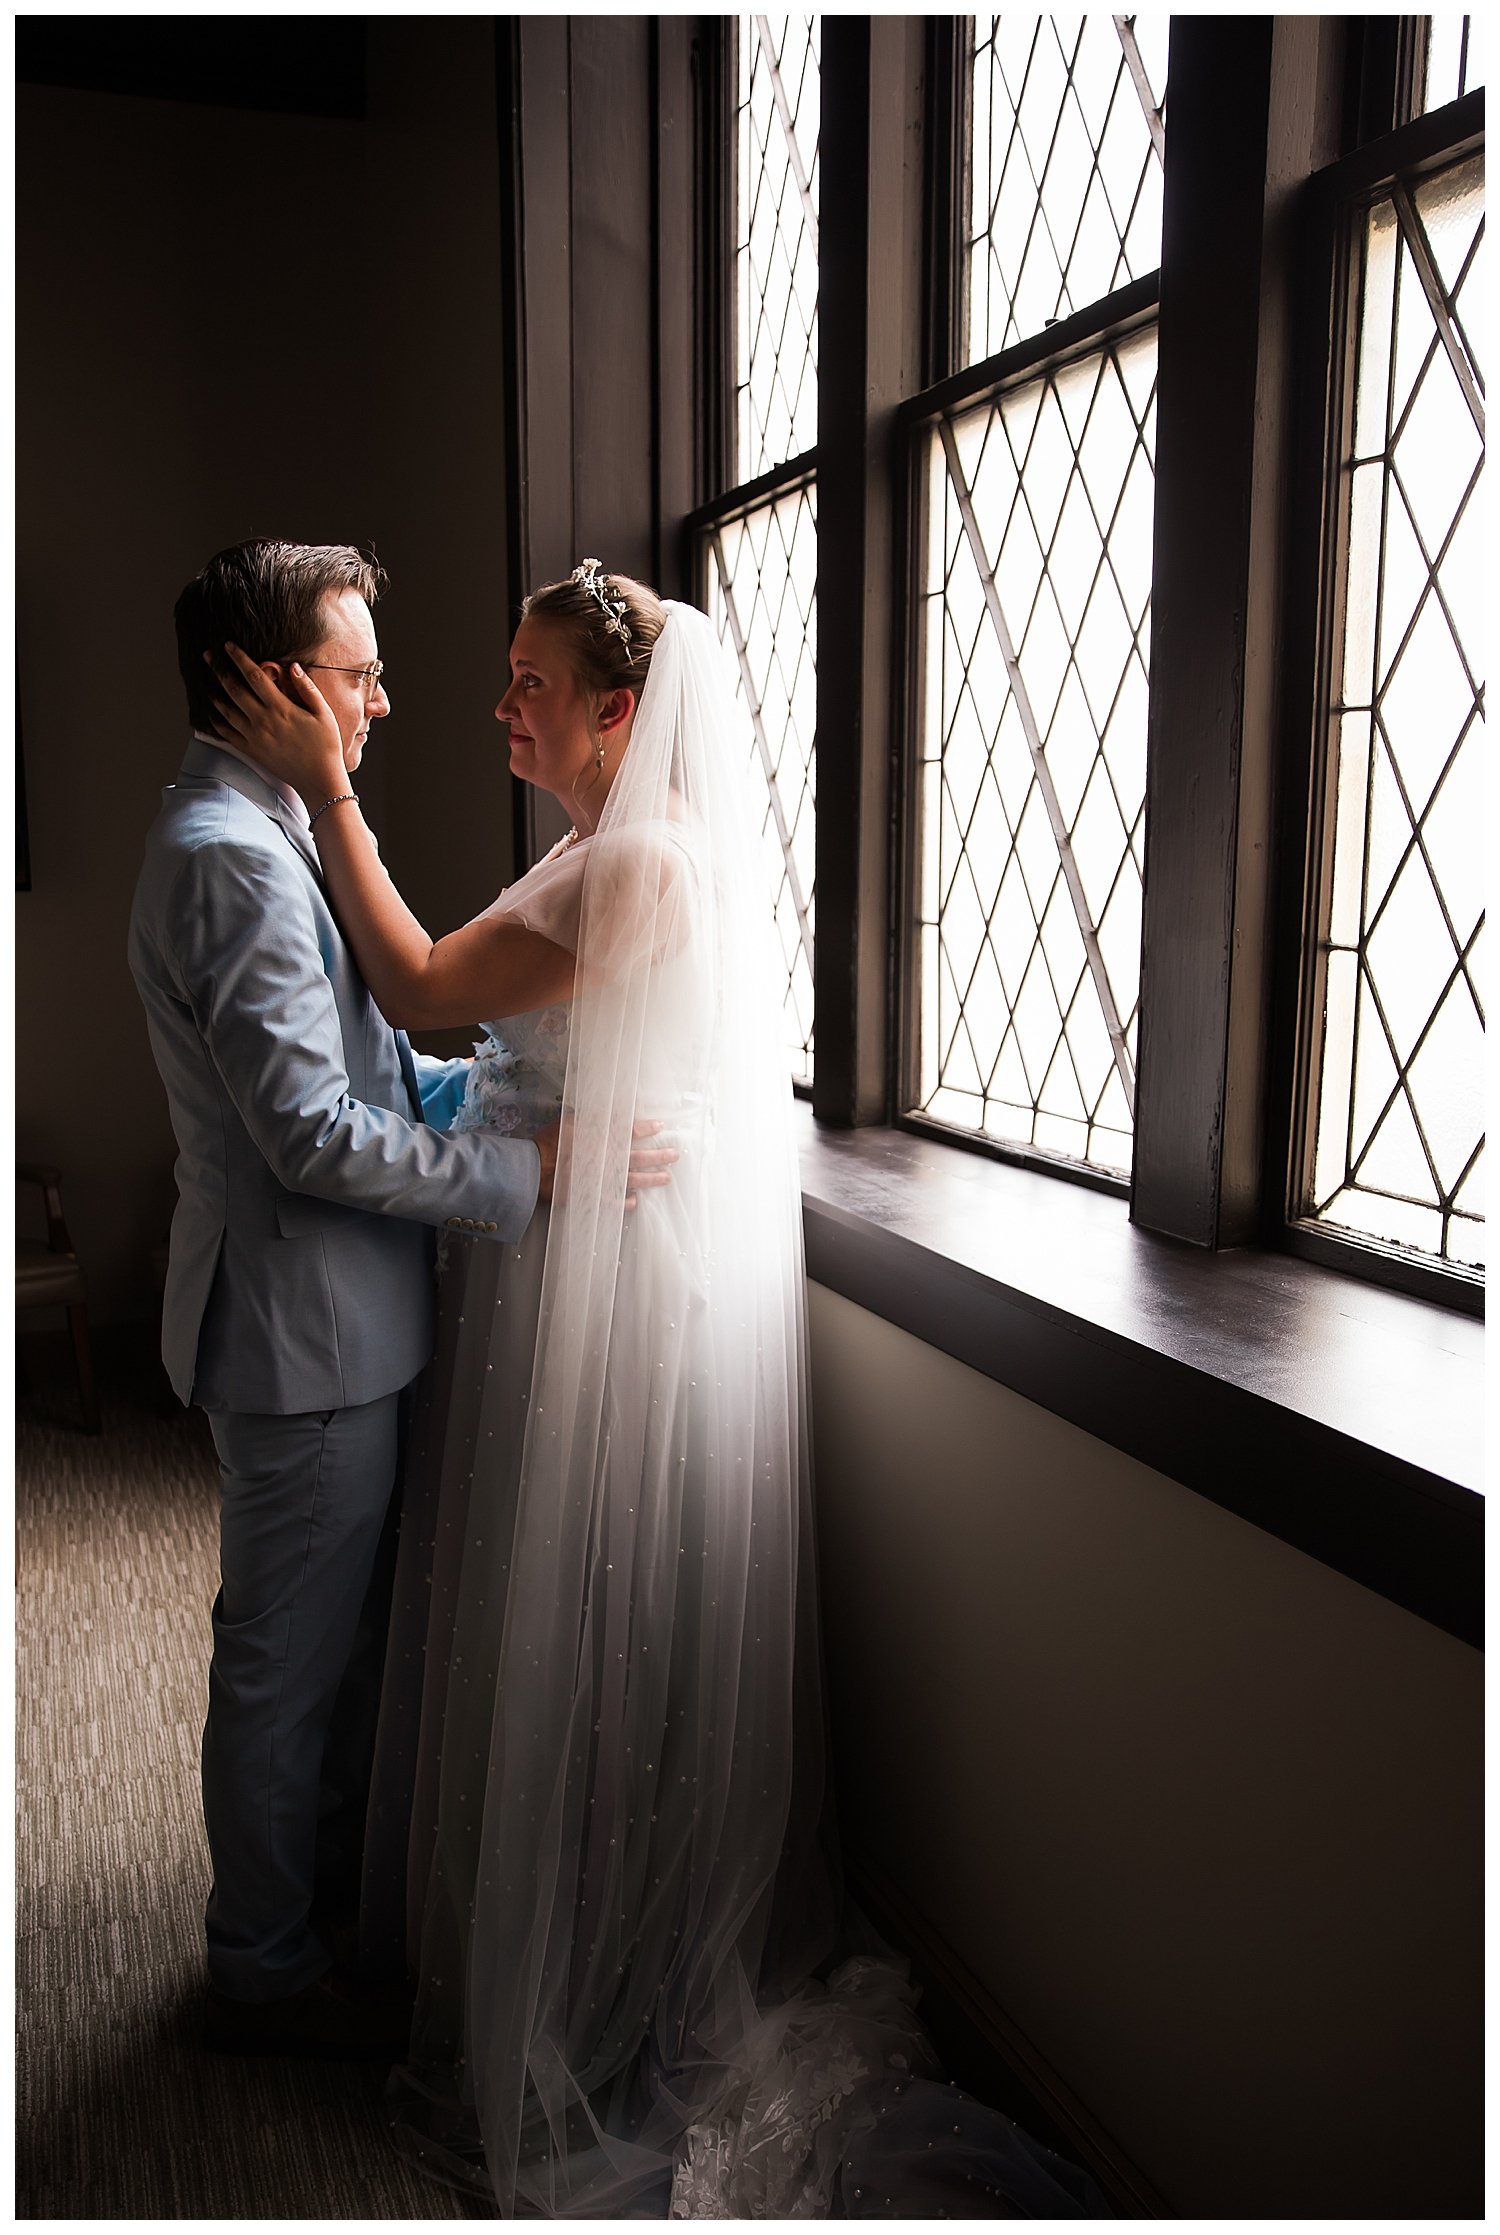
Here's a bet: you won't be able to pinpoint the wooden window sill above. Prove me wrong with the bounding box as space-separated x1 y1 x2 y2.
794 1104 1482 1647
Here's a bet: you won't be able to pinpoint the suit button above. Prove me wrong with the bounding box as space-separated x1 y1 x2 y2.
484 1220 497 1232
446 1218 461 1228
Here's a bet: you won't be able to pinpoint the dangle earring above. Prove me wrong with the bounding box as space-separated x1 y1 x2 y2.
573 727 608 833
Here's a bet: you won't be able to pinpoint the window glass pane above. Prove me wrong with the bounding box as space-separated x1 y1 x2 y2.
912 331 1156 1174
1420 15 1484 111
704 485 818 1085
966 15 1167 367
723 16 819 1085
1309 149 1485 1272
737 16 820 478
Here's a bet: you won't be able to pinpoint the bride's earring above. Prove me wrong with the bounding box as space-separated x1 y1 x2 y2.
592 731 606 775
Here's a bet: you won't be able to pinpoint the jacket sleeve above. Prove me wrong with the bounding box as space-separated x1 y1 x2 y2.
166 834 539 1239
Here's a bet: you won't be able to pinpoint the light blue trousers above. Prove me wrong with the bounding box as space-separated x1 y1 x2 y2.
202 1392 402 2002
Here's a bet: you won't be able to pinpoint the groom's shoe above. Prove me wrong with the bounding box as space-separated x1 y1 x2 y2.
204 1974 410 2061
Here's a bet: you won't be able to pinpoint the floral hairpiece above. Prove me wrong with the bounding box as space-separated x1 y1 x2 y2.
571 557 632 649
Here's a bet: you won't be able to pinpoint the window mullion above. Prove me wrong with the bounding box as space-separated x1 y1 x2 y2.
1131 16 1345 1247
693 17 737 515
814 16 927 1125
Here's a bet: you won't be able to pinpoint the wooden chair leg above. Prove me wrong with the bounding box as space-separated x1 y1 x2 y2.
67 1301 101 1433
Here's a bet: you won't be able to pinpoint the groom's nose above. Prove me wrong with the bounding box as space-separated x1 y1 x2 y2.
370 676 392 720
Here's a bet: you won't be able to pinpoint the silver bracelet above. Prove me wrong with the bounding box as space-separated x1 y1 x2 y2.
309 791 359 829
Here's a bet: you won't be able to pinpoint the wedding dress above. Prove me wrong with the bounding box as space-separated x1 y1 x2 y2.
370 608 1105 2218
362 607 927 2216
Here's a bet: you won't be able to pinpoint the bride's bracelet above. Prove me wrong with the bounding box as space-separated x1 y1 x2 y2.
309 791 359 829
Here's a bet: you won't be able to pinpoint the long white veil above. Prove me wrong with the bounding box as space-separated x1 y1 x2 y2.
407 603 840 2213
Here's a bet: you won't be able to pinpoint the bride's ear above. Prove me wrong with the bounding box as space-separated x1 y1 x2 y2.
597 687 635 738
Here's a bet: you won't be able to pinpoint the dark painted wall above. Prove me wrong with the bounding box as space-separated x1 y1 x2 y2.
15 21 516 1322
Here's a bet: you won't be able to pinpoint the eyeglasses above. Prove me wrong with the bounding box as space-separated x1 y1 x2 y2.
298 660 386 696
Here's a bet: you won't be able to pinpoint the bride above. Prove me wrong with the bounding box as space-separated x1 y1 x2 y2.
211 564 931 2216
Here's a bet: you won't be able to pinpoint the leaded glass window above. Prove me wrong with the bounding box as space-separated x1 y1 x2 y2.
705 480 818 1082
911 18 1165 1174
1421 16 1484 113
736 14 820 478
915 330 1156 1170
1305 148 1485 1272
704 14 820 1083
966 14 1167 367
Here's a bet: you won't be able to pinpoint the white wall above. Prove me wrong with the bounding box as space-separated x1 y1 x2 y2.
15 22 515 1325
808 1280 1482 2218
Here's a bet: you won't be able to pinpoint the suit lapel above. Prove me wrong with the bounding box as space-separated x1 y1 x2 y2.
179 736 421 1115
272 798 323 878
394 1032 424 1119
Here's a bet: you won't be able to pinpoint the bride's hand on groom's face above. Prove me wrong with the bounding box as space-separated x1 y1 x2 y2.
206 645 347 804
532 1117 677 1209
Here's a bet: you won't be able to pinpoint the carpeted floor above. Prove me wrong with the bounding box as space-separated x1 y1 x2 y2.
14 1357 489 2220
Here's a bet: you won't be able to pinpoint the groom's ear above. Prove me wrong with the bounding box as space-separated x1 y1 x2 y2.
255 658 299 700
210 645 289 691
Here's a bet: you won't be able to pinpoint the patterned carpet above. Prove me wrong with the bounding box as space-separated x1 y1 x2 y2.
14 1361 488 2220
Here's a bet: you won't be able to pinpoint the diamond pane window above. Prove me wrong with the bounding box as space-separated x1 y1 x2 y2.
914 329 1157 1172
717 15 820 1083
1421 16 1484 113
967 15 1167 367
1308 151 1485 1272
706 483 818 1083
737 16 820 479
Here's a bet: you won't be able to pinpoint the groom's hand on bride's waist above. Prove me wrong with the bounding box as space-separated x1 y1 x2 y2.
531 1117 678 1209
623 1119 678 1209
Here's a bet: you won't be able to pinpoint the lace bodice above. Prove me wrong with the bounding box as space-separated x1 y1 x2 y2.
450 1003 570 1138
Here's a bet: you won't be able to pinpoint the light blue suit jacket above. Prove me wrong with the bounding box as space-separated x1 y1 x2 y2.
129 738 538 1414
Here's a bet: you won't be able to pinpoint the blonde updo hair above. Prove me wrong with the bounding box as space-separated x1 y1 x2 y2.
521 560 667 714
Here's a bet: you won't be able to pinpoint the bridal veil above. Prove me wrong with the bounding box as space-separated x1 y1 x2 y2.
396 602 841 2213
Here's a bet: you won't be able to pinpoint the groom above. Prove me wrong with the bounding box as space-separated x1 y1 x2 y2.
130 540 549 2059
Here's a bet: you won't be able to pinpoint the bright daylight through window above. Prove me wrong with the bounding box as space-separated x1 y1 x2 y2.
1306 137 1485 1272
913 17 1167 1172
705 15 820 1085
1420 13 1484 113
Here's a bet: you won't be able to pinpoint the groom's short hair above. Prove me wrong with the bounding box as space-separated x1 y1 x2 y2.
174 539 385 734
